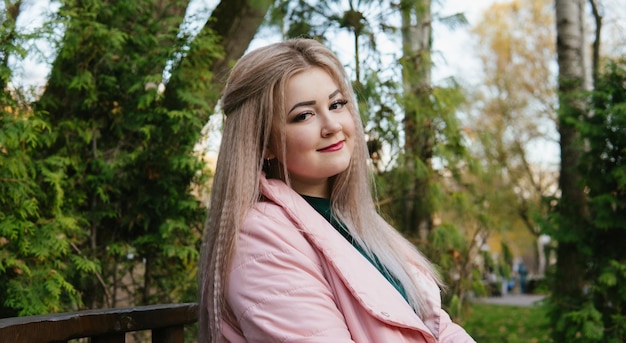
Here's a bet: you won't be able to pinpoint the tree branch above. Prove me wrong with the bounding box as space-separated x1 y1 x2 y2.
589 0 603 87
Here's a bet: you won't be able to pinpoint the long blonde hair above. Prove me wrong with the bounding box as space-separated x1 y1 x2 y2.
199 38 441 342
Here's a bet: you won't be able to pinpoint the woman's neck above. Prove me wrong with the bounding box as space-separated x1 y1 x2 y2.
288 177 330 198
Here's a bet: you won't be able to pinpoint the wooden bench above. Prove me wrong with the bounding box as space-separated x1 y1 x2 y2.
0 303 198 343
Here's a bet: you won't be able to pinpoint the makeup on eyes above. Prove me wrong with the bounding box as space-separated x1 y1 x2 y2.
288 89 343 114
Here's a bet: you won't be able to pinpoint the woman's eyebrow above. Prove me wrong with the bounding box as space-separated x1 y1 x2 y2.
328 89 341 99
288 100 316 114
287 89 342 114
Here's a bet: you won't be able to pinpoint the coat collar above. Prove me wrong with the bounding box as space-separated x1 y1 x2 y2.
259 177 440 339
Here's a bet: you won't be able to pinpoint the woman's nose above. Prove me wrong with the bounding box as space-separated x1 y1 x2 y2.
321 113 342 137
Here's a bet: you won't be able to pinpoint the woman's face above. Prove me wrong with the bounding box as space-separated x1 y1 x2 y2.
271 67 356 198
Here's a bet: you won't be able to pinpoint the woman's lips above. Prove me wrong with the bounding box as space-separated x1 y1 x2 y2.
317 141 344 152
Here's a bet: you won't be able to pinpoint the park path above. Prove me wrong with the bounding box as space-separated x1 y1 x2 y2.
474 294 546 307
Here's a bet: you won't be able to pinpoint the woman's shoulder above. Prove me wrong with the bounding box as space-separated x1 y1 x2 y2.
238 199 309 247
243 199 292 228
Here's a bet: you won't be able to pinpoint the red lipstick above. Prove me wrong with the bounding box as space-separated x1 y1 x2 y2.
318 141 344 152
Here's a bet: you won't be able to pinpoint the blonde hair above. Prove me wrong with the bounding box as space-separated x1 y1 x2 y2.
199 38 441 342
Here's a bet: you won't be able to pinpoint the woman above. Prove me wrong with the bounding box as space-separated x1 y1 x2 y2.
199 38 474 343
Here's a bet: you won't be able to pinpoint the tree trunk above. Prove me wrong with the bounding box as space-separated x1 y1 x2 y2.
163 0 272 111
400 0 434 240
207 0 273 82
589 0 602 86
552 0 589 339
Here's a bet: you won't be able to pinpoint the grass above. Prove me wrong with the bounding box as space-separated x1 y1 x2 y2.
459 302 552 343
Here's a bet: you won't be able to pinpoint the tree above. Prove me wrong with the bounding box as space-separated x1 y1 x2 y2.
549 0 592 340
1 0 85 317
397 0 435 240
469 0 558 276
579 59 626 342
1 0 21 91
1 0 271 316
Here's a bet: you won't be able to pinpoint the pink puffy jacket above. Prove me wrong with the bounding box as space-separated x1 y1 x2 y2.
221 177 475 343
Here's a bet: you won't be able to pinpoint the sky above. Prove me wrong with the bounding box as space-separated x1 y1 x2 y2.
433 0 494 81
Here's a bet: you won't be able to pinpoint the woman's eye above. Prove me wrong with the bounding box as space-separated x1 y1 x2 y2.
293 112 313 122
330 100 348 111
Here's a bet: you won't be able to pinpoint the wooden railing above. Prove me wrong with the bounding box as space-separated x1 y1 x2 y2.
0 303 198 343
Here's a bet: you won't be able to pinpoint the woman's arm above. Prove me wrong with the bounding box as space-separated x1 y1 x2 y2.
437 308 476 343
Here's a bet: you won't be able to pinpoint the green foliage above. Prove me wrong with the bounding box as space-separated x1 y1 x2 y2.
1 1 88 316
1 100 85 316
461 302 552 343
582 60 626 231
37 0 218 308
2 0 220 316
580 59 626 342
555 302 604 342
425 222 486 307
447 294 462 319
547 59 626 342
499 242 513 279
268 0 378 41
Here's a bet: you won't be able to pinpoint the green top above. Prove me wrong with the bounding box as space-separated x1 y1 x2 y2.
301 195 409 304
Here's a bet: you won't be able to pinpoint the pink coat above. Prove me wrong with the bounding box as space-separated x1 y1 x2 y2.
221 177 475 342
